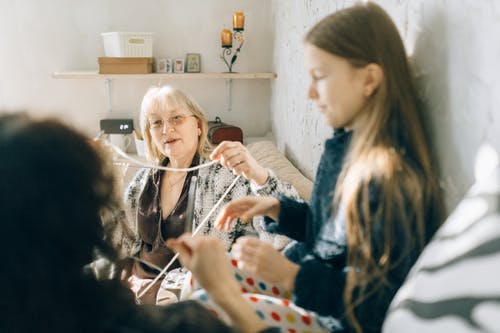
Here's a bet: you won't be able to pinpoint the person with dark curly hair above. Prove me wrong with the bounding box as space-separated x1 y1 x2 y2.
0 113 254 333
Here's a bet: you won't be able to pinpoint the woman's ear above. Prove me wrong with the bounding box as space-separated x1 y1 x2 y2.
363 63 384 97
196 119 202 136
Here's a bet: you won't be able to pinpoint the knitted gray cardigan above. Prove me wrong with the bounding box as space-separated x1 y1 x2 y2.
117 157 299 257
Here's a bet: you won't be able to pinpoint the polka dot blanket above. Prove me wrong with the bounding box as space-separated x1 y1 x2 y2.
180 256 328 332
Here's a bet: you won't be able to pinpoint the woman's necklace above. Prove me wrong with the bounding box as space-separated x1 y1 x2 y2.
161 172 187 219
166 172 187 189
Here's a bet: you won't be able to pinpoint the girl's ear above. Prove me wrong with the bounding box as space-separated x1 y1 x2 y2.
363 63 384 97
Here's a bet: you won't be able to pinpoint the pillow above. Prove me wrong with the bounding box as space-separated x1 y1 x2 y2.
247 140 313 201
383 144 500 333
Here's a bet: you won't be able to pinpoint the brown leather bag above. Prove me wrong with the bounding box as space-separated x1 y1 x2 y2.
207 117 243 144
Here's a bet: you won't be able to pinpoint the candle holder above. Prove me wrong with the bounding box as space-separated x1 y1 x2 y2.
220 31 244 73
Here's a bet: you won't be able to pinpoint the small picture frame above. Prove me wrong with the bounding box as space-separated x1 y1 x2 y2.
174 59 185 73
186 53 201 73
155 58 167 73
165 58 173 73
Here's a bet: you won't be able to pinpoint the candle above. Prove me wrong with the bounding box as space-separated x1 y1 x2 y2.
233 12 245 31
221 29 233 47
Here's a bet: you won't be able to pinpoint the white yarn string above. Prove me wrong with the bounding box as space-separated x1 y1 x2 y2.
127 256 163 273
107 140 217 172
135 175 242 302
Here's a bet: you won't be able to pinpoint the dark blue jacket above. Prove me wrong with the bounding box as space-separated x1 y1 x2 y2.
265 129 423 332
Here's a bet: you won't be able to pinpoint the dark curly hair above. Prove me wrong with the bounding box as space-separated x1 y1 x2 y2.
0 113 235 333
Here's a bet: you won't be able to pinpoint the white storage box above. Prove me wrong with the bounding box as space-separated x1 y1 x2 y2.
101 32 153 57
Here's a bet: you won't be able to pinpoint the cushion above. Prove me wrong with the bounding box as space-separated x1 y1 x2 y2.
247 140 313 201
383 144 500 333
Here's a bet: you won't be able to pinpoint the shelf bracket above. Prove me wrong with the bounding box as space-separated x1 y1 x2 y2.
225 78 232 112
105 78 113 113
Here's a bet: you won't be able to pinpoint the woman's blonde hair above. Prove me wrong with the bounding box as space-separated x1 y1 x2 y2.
305 3 442 332
140 85 211 162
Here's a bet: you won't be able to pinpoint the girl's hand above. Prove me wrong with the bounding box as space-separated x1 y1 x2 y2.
210 141 269 185
215 196 281 230
232 236 299 291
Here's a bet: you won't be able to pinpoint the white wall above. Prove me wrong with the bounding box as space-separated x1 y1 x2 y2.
0 0 273 137
2 0 499 213
270 0 500 213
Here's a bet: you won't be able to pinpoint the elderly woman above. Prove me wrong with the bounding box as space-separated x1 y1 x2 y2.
119 85 298 304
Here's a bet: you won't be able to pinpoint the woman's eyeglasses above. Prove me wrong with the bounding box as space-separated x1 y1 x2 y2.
148 114 195 131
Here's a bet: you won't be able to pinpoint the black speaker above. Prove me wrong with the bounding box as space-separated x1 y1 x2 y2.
99 118 134 134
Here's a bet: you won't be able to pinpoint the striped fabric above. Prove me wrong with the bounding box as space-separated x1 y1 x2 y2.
383 146 500 333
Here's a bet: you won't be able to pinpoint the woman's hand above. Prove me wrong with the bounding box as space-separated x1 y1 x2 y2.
215 196 281 230
210 141 269 186
232 236 299 291
167 234 238 298
167 234 268 333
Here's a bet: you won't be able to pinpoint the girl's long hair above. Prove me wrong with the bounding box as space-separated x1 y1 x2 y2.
305 3 442 332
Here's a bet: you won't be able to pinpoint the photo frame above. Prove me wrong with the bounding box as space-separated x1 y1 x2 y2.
165 58 173 73
186 53 201 73
174 59 185 73
155 58 167 73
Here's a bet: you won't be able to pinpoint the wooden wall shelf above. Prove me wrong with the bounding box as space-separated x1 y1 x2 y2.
51 71 276 113
51 71 277 80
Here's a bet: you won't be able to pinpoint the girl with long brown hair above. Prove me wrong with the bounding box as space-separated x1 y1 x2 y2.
169 2 442 332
